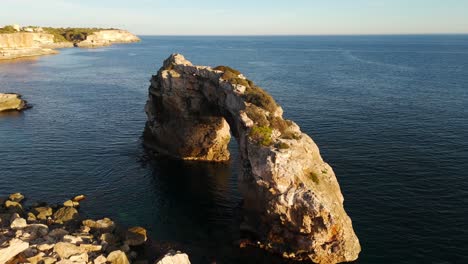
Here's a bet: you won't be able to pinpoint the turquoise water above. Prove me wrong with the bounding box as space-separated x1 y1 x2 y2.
0 35 467 263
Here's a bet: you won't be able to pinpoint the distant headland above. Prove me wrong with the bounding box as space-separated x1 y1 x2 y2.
0 24 140 60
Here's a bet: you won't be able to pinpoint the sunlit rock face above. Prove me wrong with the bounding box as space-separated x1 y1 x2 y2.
77 30 140 48
144 54 361 263
0 93 29 112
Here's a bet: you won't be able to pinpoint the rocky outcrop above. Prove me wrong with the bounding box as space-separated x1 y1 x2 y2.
145 54 361 263
0 33 58 59
0 193 155 264
77 30 140 48
0 93 30 112
0 29 139 60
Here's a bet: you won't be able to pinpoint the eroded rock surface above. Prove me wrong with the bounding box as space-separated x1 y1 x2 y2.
77 30 140 48
0 29 139 60
145 54 361 263
0 93 30 112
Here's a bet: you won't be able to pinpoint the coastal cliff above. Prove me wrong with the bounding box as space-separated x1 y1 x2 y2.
0 93 30 112
0 26 140 60
77 30 140 48
144 54 361 263
0 33 59 59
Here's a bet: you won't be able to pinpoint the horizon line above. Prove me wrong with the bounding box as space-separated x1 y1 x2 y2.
136 33 468 37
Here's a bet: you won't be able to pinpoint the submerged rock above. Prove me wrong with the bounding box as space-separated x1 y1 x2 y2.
0 93 30 112
144 54 361 263
125 226 147 246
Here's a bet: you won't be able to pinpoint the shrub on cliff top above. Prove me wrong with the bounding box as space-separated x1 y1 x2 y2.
0 26 17 34
246 105 269 127
244 86 278 113
214 65 278 113
213 65 241 75
249 125 273 146
42 27 111 43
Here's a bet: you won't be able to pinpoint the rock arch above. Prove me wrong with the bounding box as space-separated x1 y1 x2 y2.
144 54 360 263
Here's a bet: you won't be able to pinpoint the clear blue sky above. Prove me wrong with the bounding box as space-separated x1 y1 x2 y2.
1 0 467 35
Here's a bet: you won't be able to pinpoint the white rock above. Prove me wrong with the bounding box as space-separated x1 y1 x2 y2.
0 238 29 264
10 217 27 229
155 251 191 264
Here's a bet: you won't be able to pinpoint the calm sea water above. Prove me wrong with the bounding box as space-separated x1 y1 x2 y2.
0 35 467 263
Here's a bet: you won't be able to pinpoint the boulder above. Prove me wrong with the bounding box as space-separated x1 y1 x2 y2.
27 252 45 264
82 218 115 233
125 226 147 246
5 200 23 212
0 238 29 264
0 94 29 112
37 243 55 251
53 242 83 259
155 251 191 264
53 207 78 224
72 195 86 202
42 257 58 264
34 207 53 220
63 200 79 207
9 193 25 203
10 217 27 229
107 250 130 264
93 255 107 264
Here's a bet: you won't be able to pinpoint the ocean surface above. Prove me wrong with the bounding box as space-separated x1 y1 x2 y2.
0 35 467 263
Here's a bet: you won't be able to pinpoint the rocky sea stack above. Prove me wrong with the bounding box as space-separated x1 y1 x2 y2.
144 54 361 263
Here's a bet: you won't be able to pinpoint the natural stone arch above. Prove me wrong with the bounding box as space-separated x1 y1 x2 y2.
144 54 360 263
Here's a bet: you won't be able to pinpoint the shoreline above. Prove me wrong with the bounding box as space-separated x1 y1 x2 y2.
0 28 140 60
0 192 190 264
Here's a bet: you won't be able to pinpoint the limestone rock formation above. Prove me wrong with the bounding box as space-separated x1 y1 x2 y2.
0 33 58 59
0 93 30 112
77 30 140 48
145 54 361 263
0 28 139 60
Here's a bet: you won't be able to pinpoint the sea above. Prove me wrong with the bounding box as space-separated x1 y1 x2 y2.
0 35 467 263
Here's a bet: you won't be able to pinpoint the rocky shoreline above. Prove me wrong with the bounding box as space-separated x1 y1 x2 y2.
0 27 140 60
0 193 190 264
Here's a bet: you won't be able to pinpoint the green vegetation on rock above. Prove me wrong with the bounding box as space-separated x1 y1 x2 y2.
309 171 320 184
249 125 273 146
214 65 278 113
42 27 108 43
0 26 17 34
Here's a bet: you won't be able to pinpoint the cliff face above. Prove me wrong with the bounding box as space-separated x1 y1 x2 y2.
0 29 139 60
0 33 54 48
77 30 140 48
145 54 361 263
0 93 29 112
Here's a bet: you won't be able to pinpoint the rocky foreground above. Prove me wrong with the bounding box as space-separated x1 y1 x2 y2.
0 93 30 112
0 193 190 264
145 54 361 263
